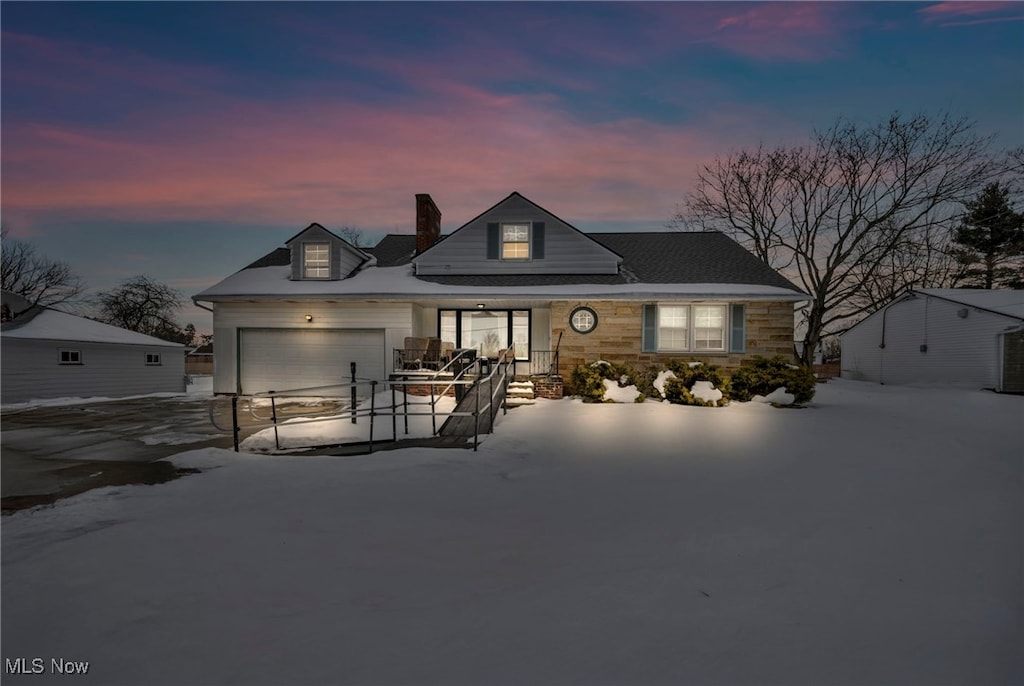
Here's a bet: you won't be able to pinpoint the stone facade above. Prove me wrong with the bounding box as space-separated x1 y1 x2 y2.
550 300 796 378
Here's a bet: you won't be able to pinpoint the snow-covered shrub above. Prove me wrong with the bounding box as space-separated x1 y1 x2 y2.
602 378 642 403
730 356 816 405
569 360 635 402
663 377 727 407
665 361 732 400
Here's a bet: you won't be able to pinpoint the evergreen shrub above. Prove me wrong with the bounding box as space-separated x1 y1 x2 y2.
569 360 635 402
730 356 816 404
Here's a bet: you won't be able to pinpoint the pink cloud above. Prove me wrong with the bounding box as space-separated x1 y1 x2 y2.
919 2 1015 19
653 2 854 62
1 30 232 98
918 2 1024 26
1 85 785 234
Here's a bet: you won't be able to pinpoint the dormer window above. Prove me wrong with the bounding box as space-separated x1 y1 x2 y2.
502 224 530 260
303 243 330 279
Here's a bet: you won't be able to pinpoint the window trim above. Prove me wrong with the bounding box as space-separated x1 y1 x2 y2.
59 349 82 365
302 241 331 279
145 352 163 366
500 223 531 261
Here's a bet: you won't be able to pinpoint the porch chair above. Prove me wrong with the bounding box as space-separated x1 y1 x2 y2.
421 337 442 370
401 336 428 370
439 341 455 366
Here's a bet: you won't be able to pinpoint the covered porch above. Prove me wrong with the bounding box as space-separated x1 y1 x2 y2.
397 299 560 378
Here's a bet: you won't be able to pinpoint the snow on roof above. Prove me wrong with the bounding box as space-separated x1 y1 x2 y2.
916 288 1024 320
194 265 809 302
2 308 185 347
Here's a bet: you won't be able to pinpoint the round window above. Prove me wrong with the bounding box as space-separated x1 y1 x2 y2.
569 306 598 334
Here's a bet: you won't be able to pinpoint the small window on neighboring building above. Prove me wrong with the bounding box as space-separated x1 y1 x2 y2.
303 242 330 278
146 353 162 366
501 224 530 260
569 306 598 334
59 349 82 365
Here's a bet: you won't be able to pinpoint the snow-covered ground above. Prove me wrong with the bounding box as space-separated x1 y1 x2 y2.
240 390 457 452
2 380 1021 685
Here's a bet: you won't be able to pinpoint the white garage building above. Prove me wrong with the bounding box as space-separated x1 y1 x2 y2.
1 291 186 404
841 288 1024 392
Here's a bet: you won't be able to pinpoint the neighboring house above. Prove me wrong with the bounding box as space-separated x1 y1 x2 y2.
185 343 214 375
1 290 186 404
193 192 808 396
841 288 1024 392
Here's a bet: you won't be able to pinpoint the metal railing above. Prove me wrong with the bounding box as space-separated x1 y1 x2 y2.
212 349 515 454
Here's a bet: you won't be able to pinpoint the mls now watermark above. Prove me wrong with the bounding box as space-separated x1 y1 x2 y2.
6 657 90 675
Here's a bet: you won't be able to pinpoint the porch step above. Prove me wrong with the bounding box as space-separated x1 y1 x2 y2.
506 397 536 406
507 381 535 401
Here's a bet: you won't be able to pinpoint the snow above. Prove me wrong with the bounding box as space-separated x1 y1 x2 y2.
691 379 723 404
601 378 641 403
3 380 1022 685
195 264 808 302
1 308 184 347
752 386 796 405
653 369 676 397
240 389 457 452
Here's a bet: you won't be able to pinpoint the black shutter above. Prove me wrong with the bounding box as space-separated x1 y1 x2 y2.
486 223 499 259
532 222 545 259
730 304 746 353
642 304 658 352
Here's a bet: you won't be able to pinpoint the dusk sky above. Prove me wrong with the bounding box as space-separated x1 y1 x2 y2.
2 1 1022 334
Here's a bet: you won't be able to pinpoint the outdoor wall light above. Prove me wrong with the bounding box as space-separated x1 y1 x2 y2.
476 303 485 309
305 314 313 322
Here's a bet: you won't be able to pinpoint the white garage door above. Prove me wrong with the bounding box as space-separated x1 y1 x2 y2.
239 328 385 396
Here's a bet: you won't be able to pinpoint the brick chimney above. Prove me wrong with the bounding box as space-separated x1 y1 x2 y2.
415 193 441 254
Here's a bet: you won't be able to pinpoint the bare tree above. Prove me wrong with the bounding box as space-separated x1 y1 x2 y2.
94 275 187 342
337 225 367 248
676 112 1002 365
1 228 84 314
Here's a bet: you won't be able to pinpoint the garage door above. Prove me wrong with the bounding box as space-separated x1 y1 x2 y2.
239 328 385 396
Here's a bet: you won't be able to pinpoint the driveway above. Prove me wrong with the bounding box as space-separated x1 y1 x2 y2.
1 393 235 509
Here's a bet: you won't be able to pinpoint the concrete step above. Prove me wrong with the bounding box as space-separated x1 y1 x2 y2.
506 397 536 407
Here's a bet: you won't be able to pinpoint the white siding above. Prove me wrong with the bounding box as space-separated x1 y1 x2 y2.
1 339 185 404
841 294 1016 388
414 194 620 275
211 302 413 394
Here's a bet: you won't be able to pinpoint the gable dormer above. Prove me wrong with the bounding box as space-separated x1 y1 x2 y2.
412 192 622 276
285 223 371 281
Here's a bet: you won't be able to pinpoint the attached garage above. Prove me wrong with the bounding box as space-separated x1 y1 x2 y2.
238 328 385 396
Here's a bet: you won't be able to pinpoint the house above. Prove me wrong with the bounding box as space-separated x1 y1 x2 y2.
193 192 808 397
840 288 1024 392
1 290 186 404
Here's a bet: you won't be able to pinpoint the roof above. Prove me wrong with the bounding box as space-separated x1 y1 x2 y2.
915 288 1024 320
2 308 185 347
364 234 419 267
196 223 806 302
326 232 801 291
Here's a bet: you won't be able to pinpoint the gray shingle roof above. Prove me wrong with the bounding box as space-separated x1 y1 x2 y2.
241 231 801 292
